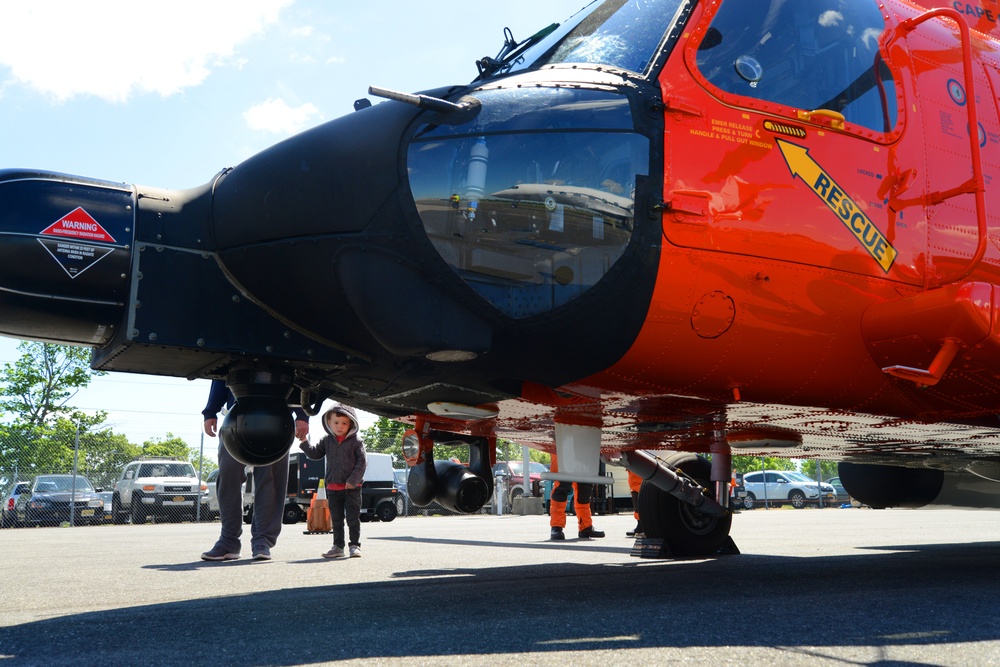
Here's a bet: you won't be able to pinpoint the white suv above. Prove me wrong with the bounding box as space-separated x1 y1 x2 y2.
112 458 209 524
741 471 836 509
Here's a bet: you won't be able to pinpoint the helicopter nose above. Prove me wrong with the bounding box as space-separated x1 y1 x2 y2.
211 96 419 244
205 92 495 361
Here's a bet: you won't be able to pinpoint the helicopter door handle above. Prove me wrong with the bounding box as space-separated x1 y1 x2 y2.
665 190 711 224
795 109 846 130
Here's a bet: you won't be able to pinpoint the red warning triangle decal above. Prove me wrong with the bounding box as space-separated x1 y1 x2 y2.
40 207 116 243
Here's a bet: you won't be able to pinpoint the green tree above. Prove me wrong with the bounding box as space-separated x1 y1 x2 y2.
362 416 408 460
732 455 796 474
800 459 839 481
0 342 105 426
141 433 191 459
0 342 125 487
191 450 218 478
0 418 139 489
496 439 550 466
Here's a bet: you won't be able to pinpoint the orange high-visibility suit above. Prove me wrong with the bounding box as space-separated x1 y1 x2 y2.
628 470 642 519
548 454 595 533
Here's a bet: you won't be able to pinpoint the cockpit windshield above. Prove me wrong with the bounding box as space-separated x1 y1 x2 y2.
505 0 686 76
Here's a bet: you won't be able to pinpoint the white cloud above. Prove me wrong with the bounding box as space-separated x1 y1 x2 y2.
0 0 292 103
243 97 321 134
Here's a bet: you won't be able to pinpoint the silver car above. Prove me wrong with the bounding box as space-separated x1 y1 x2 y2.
827 476 853 506
2 481 30 528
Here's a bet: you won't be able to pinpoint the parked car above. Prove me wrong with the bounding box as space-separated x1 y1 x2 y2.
112 458 209 524
2 481 30 528
492 460 548 507
97 491 114 523
730 472 746 509
15 474 105 526
827 476 852 505
394 469 413 516
203 468 223 521
741 470 837 509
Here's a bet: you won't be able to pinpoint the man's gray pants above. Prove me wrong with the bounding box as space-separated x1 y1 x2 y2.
213 443 289 553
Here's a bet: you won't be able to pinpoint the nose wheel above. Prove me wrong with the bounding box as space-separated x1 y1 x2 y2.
635 452 734 558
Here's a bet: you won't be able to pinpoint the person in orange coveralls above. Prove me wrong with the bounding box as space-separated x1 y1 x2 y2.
626 470 643 537
548 454 605 540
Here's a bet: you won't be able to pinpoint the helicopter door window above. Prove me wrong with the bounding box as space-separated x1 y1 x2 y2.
694 0 898 134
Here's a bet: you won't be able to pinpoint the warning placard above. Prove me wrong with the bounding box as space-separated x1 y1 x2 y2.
37 238 115 279
40 207 117 243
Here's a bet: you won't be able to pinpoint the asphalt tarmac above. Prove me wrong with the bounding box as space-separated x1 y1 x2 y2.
1 507 999 666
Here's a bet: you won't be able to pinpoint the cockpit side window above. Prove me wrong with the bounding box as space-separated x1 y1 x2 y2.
407 88 649 320
509 0 686 76
694 0 898 133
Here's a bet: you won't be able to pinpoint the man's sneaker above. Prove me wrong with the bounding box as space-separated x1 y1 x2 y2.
349 545 362 558
201 546 240 561
579 526 606 539
550 527 565 541
322 547 345 559
252 546 272 561
626 522 642 537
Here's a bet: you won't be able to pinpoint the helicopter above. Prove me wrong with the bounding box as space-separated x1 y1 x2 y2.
0 0 998 557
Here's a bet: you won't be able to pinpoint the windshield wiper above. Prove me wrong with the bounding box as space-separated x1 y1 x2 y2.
476 23 559 79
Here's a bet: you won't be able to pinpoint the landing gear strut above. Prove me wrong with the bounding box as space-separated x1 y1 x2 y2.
630 452 737 558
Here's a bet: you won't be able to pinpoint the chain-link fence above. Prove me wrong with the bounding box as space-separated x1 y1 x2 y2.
0 419 636 529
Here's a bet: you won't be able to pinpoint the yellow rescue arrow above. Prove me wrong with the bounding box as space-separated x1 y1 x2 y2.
777 139 896 273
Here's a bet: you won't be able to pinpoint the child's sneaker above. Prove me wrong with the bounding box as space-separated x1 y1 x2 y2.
349 545 361 558
322 546 345 559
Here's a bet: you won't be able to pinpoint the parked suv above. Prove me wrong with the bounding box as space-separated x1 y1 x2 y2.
112 458 208 524
741 470 836 509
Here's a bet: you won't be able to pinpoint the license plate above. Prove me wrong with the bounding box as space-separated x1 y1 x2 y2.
172 496 186 503
81 509 94 517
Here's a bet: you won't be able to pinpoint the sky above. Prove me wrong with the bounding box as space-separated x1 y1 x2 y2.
0 0 592 456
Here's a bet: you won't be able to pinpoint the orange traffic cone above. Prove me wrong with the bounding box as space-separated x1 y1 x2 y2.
307 478 332 533
306 488 317 524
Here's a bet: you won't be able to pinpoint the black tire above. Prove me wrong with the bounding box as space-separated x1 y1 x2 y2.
111 495 128 525
243 504 253 525
131 499 146 525
636 453 733 558
789 490 806 509
282 503 304 525
376 500 398 522
742 494 756 510
508 487 524 513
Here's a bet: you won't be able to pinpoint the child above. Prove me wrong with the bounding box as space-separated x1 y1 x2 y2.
299 403 367 558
